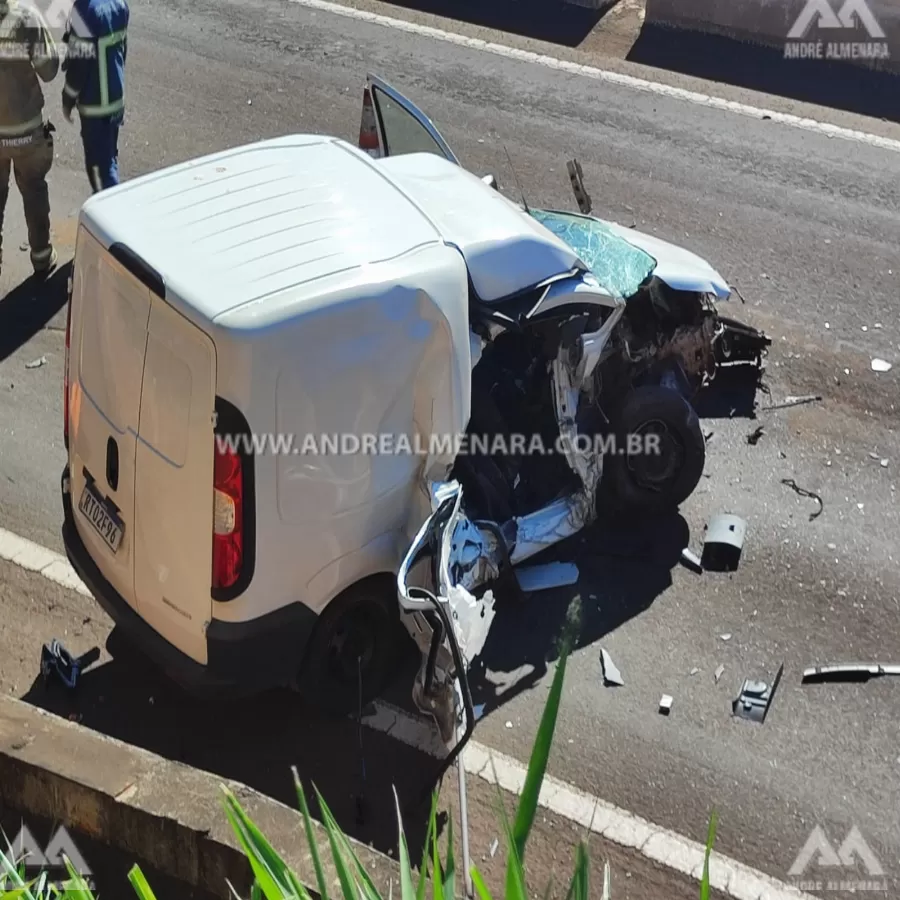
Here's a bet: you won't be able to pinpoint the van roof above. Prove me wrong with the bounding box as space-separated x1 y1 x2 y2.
78 135 446 322
78 135 584 322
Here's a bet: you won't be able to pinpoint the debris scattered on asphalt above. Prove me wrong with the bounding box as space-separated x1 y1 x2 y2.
701 514 747 572
714 664 725 683
680 546 703 573
780 478 824 521
40 639 100 689
600 648 624 687
871 358 892 373
489 838 499 858
25 355 47 369
763 394 822 412
801 663 900 684
732 663 784 724
515 562 579 592
658 694 673 715
690 667 700 676
505 721 513 729
720 633 732 642
747 425 765 445
882 459 889 468
566 158 592 215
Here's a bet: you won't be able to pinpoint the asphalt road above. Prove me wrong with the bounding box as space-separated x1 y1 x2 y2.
1 0 899 894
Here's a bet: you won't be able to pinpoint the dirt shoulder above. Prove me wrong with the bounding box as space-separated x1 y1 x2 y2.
0 556 716 899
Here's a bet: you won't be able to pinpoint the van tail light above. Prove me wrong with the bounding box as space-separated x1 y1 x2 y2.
212 442 243 591
359 85 381 158
63 282 72 448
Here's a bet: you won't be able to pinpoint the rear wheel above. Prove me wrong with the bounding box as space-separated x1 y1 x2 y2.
605 385 706 515
295 577 400 715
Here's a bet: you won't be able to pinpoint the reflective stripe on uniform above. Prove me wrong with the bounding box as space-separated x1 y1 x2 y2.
0 115 43 138
89 165 102 193
77 97 124 117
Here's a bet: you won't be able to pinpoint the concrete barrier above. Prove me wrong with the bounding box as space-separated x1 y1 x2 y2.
0 696 400 899
644 0 900 74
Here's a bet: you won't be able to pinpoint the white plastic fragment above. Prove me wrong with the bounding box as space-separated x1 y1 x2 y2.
714 665 725 683
720 633 732 641
659 695 673 715
600 648 624 686
871 358 892 372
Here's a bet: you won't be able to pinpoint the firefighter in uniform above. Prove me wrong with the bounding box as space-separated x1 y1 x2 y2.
0 0 60 279
61 0 129 193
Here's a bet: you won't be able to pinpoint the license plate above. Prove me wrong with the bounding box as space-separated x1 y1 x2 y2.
78 482 124 553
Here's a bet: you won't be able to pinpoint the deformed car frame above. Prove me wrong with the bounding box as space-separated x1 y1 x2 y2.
360 73 771 753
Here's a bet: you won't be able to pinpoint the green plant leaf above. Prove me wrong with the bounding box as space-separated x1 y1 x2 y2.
392 787 416 900
292 768 330 900
221 786 310 899
489 759 528 900
313 787 382 900
127 863 158 900
469 866 494 900
506 595 582 896
563 841 589 900
416 793 438 900
700 810 719 900
442 810 455 900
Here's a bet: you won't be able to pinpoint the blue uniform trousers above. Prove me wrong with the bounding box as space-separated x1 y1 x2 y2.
80 112 123 193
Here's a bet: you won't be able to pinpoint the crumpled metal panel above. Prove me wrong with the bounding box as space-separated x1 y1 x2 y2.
529 208 657 299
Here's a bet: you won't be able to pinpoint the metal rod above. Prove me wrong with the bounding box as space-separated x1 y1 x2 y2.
458 745 473 899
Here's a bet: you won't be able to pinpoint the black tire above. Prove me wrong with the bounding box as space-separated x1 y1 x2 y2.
295 576 400 716
605 385 706 515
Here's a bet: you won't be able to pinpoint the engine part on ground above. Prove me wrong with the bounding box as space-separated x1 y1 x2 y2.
732 662 784 724
701 514 747 571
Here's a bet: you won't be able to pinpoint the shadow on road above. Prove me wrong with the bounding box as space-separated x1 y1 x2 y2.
20 514 687 866
628 25 900 124
466 511 687 712
0 262 71 363
381 0 615 46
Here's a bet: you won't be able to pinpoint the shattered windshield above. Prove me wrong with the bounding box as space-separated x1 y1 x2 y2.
529 208 656 300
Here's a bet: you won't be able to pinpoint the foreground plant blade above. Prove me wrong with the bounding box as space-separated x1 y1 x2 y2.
127 863 159 900
312 787 383 900
292 768 331 900
469 866 494 900
221 786 310 899
505 595 582 897
700 811 719 900
563 840 589 900
393 787 416 900
491 759 528 900
416 793 439 900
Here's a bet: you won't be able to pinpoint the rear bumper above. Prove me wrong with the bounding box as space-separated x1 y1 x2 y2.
61 465 317 699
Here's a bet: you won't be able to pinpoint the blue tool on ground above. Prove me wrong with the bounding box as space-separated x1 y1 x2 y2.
40 640 100 689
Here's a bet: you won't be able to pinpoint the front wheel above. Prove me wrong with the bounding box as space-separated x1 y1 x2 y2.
603 385 706 515
295 577 401 716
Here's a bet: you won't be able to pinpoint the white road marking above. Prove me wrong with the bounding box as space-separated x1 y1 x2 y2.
2 525 815 900
292 0 900 155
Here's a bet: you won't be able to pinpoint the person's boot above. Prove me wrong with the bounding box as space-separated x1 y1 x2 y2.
32 245 57 279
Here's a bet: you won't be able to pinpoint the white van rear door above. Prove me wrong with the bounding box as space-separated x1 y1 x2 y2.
360 74 460 163
134 296 216 664
68 230 151 610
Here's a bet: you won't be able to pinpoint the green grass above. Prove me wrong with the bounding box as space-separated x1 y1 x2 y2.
0 595 718 899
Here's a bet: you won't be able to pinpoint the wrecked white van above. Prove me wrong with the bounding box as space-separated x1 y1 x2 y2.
61 75 768 744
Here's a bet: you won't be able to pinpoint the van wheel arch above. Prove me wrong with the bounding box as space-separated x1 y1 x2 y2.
294 572 403 715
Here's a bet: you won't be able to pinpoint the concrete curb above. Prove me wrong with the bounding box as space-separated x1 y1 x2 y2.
0 696 400 899
644 0 900 74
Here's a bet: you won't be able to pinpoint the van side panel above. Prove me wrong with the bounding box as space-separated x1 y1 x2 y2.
69 229 151 609
134 296 216 665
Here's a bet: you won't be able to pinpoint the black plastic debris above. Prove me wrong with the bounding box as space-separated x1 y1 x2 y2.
732 663 784 724
781 478 823 521
680 546 703 574
40 640 100 689
747 425 765 445
701 514 747 572
802 663 900 684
